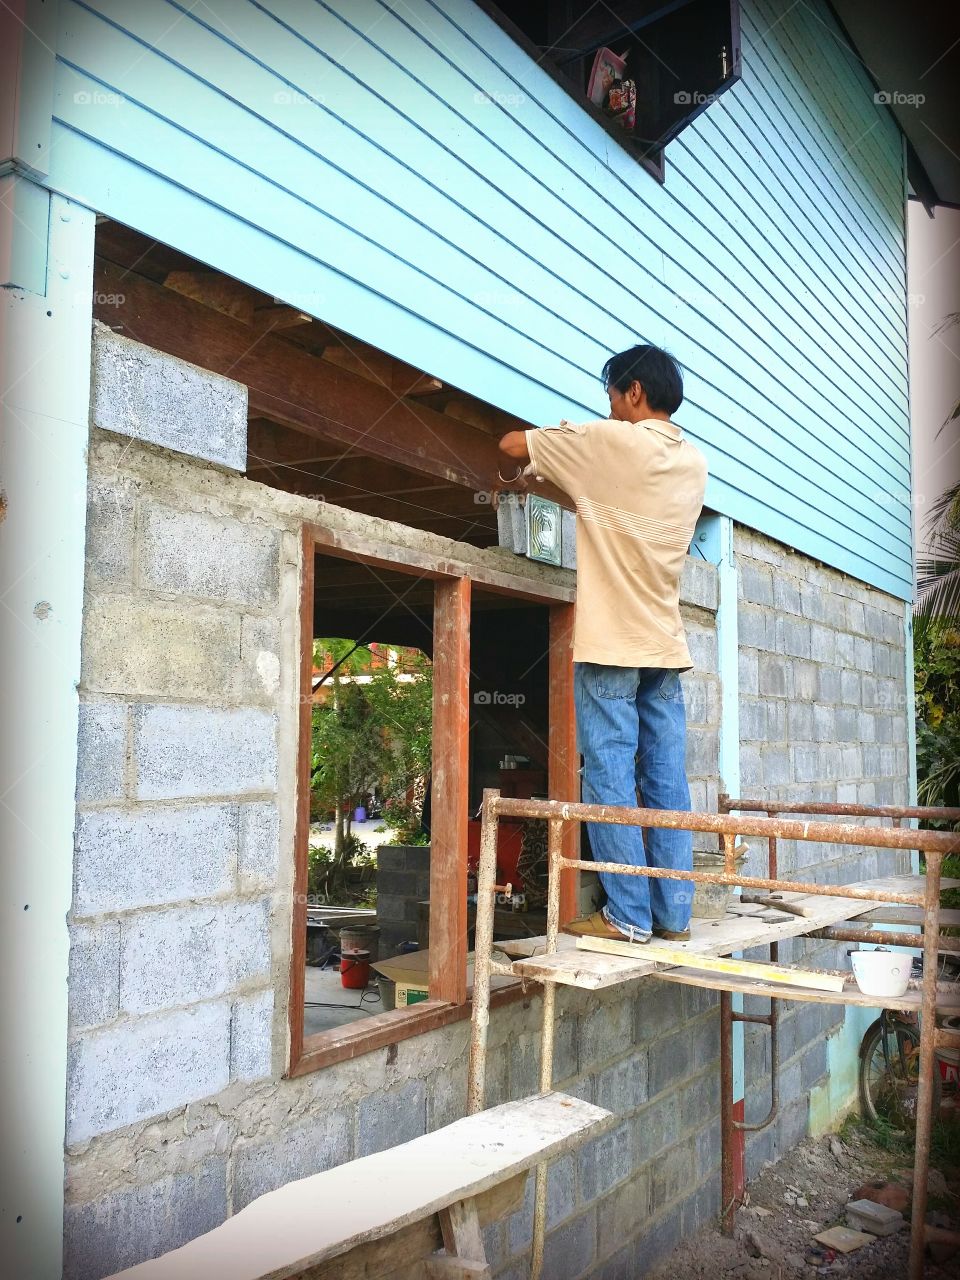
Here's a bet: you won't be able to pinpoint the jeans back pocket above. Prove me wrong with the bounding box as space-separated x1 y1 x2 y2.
658 669 684 702
595 665 641 699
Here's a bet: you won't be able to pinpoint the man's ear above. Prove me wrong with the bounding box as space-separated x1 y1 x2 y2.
629 380 644 405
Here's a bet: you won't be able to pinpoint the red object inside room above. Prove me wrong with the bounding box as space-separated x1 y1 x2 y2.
467 819 525 889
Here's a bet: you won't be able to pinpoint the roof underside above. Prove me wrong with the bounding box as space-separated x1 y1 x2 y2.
833 0 960 208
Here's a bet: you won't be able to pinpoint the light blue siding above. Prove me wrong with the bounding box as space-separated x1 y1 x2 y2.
45 0 912 597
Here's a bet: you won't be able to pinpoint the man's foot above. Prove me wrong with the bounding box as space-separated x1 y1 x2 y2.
564 911 649 942
652 925 691 942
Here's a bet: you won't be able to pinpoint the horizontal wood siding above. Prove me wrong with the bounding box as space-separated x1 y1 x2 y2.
48 0 912 597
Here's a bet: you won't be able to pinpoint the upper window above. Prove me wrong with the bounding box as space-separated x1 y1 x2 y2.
480 0 741 176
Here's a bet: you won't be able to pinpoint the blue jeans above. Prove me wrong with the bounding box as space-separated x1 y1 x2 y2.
574 663 693 940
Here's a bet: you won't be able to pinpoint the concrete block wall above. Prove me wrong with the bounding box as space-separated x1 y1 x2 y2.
376 844 432 956
65 328 914 1279
69 445 294 1145
733 526 911 1178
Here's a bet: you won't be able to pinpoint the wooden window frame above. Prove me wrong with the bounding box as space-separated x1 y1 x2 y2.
474 0 742 182
288 522 579 1077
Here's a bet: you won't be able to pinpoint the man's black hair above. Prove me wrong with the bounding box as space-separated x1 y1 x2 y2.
601 343 684 414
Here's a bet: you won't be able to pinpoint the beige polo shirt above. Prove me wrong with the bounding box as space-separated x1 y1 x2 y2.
525 417 707 669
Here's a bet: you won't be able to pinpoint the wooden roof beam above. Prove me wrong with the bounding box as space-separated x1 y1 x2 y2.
97 258 501 491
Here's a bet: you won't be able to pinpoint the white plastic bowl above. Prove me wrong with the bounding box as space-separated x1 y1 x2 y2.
850 949 911 999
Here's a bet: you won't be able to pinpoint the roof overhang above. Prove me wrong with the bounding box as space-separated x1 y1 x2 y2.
830 0 960 211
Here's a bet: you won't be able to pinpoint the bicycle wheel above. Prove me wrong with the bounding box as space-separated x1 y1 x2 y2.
859 1019 939 1128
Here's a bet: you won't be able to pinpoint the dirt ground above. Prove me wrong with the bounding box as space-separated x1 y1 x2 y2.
648 1121 960 1279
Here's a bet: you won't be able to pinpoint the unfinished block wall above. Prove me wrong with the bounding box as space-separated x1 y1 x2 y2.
734 526 910 1176
64 329 911 1280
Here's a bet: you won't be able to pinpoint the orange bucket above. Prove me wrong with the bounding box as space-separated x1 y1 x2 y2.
340 948 370 989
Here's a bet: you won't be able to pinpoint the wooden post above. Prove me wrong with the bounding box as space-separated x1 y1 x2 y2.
288 529 316 1071
549 603 578 924
430 577 471 1005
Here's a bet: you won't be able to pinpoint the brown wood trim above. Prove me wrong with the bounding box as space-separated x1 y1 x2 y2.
549 604 580 926
289 527 316 1071
430 577 471 1005
471 0 665 181
303 521 575 604
290 983 531 1077
289 520 570 1075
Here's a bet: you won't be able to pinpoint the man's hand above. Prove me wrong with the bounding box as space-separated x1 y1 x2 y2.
498 429 530 462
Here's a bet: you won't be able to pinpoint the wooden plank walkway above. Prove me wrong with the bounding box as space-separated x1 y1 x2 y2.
501 875 956 991
648 967 960 1011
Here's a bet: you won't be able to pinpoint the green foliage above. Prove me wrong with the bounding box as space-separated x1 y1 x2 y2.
914 619 960 817
310 638 432 897
381 797 430 845
308 834 376 901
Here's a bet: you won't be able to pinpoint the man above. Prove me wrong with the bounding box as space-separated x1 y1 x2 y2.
498 343 707 943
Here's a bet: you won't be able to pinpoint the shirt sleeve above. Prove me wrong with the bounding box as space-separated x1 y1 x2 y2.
524 419 596 495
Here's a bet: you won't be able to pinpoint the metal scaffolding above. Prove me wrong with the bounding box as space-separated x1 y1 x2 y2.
466 790 960 1280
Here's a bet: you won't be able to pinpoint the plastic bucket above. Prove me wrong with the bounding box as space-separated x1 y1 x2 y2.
340 949 370 989
850 948 911 998
691 846 748 919
340 925 380 962
378 976 396 1011
937 1015 960 1082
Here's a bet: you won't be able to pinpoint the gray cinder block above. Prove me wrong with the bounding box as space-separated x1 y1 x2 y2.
230 988 275 1084
357 1079 426 1157
92 326 247 470
63 1157 228 1280
74 803 238 914
119 899 272 1015
239 802 280 888
140 503 280 607
231 1108 352 1210
85 476 135 587
68 922 121 1028
133 704 277 800
75 701 128 803
66 1002 231 1143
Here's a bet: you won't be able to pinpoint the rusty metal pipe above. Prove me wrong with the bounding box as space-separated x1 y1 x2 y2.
558 859 928 905
488 796 960 855
720 989 737 1234
811 924 960 954
909 851 943 1280
719 795 960 822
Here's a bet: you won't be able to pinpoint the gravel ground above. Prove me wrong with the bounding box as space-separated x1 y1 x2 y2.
647 1123 960 1280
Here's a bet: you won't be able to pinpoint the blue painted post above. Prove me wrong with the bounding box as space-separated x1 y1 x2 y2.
696 511 747 1212
0 183 96 1280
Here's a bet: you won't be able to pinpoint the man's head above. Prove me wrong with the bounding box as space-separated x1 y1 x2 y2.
601 343 683 422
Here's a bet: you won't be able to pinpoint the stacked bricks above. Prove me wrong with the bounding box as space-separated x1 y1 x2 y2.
734 526 910 1176
376 845 432 956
